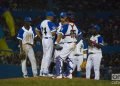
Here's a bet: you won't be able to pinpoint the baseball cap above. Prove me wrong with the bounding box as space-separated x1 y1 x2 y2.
46 11 55 17
60 12 67 18
24 17 32 22
91 24 101 31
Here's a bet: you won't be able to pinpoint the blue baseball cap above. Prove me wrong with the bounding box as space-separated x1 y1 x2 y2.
91 24 101 31
60 12 67 18
46 11 55 17
24 17 32 22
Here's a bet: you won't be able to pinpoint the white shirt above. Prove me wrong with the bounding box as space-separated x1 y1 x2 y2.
88 34 104 53
17 26 36 45
36 19 56 38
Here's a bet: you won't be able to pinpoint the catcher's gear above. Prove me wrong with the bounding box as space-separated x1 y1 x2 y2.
54 44 63 51
19 51 26 60
80 61 87 71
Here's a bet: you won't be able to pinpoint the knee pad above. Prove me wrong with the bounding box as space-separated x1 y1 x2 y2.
55 56 62 76
66 58 73 75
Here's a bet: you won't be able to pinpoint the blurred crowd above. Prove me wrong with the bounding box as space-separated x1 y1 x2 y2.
1 0 120 11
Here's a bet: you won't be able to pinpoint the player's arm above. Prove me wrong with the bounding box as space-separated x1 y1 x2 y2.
55 33 62 44
51 31 56 37
48 21 57 37
55 24 68 44
83 40 88 61
17 29 24 52
90 36 104 48
19 40 23 52
35 24 42 39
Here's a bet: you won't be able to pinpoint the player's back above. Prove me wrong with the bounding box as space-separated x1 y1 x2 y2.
40 19 56 38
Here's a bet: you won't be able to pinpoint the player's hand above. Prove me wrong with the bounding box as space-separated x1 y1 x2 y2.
72 43 76 50
54 44 63 51
81 60 87 71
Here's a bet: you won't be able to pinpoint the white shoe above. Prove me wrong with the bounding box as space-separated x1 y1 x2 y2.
42 74 47 77
39 74 43 77
56 74 62 79
23 75 29 78
47 74 53 77
33 75 38 77
66 74 72 79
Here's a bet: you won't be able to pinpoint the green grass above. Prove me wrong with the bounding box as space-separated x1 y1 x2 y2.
0 77 115 86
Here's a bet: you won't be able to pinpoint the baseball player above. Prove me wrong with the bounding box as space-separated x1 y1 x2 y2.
52 12 68 76
72 39 87 77
86 25 104 80
36 11 56 76
17 17 38 78
54 12 67 61
54 14 81 79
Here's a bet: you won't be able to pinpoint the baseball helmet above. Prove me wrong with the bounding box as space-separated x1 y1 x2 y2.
46 11 56 17
24 17 32 22
60 12 67 18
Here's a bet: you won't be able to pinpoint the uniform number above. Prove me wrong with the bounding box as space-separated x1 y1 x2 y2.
42 27 47 35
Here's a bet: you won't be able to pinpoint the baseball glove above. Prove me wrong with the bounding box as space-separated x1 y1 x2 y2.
80 61 87 71
54 44 63 51
19 51 26 60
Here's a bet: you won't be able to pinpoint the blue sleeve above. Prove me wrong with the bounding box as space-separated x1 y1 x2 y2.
32 27 36 37
36 24 41 31
60 24 68 35
98 36 103 44
78 29 82 35
17 28 24 40
55 23 59 27
48 21 56 31
83 40 88 49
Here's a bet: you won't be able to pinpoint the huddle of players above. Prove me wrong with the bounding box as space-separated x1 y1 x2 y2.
17 11 104 80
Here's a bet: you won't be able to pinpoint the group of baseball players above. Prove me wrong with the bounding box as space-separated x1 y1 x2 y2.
17 11 104 80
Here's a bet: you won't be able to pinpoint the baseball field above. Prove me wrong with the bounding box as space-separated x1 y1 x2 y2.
0 77 115 86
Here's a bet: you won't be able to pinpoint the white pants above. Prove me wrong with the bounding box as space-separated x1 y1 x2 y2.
40 38 53 75
21 44 37 76
54 44 63 61
73 55 83 71
59 43 75 60
55 43 75 76
86 53 102 80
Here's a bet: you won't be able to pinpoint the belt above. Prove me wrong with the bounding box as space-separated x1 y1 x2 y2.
66 42 76 43
44 37 52 39
74 54 83 56
25 43 33 47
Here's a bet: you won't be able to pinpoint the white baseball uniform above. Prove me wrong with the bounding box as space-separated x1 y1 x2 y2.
36 19 56 76
73 39 87 71
59 22 81 60
86 34 104 80
17 26 37 77
55 22 81 77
